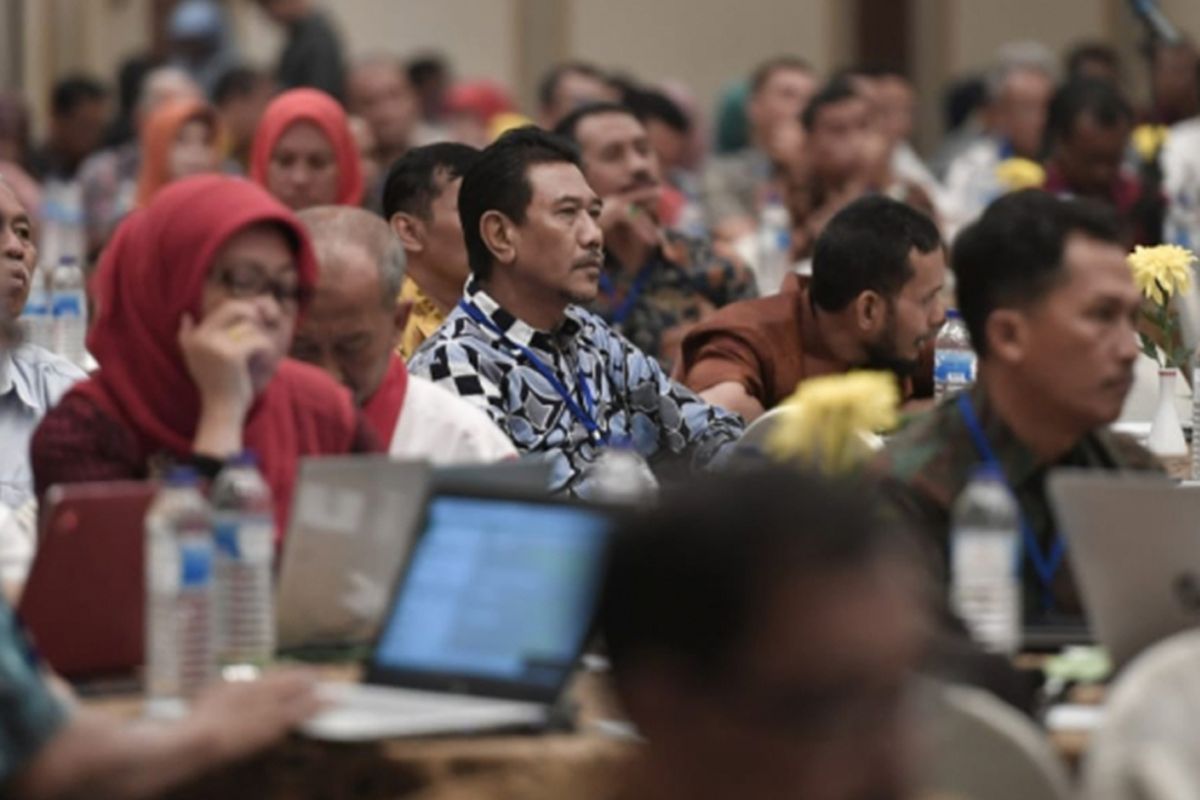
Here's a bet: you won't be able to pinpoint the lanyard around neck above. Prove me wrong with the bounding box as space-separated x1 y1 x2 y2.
598 261 656 325
956 392 1065 614
457 299 607 446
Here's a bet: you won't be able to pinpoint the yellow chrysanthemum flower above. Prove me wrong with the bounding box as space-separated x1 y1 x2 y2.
1128 244 1196 306
766 371 900 473
994 158 1046 192
1132 124 1169 163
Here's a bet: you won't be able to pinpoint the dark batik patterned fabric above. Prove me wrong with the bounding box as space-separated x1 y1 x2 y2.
591 231 757 370
408 280 745 497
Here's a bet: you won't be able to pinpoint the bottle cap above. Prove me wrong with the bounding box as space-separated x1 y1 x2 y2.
969 464 1005 483
229 450 259 468
945 309 961 320
163 465 200 487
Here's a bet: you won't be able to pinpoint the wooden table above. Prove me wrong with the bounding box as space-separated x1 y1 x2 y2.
82 667 637 800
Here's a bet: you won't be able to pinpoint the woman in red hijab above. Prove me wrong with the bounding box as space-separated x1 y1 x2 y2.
250 88 364 211
31 175 378 537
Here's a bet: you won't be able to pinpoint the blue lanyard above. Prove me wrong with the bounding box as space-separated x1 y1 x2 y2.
457 299 607 446
598 262 655 325
956 393 1065 614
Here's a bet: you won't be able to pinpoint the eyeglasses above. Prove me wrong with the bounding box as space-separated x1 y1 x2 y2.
209 266 310 309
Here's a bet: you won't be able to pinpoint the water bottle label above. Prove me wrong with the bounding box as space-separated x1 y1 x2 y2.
51 293 84 318
213 517 273 563
934 350 976 385
952 528 1020 580
180 539 213 588
23 290 48 316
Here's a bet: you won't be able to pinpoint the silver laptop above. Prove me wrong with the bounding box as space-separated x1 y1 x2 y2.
301 485 615 741
1048 470 1200 667
276 457 433 650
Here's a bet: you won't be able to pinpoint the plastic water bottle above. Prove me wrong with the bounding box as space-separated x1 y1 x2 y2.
755 191 792 295
50 256 88 366
20 271 52 351
933 309 976 400
950 466 1022 655
211 452 276 678
145 467 216 719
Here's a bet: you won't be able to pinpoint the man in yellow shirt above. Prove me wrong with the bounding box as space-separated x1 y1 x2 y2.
382 142 479 358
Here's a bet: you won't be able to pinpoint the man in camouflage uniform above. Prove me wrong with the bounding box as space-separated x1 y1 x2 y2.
874 190 1161 622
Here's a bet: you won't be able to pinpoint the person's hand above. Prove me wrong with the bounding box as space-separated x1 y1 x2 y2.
178 301 275 420
597 186 662 249
188 669 321 765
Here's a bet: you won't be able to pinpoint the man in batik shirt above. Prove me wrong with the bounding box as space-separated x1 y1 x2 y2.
554 103 757 370
408 127 744 496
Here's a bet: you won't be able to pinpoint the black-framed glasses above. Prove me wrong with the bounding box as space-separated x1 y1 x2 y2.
210 266 311 309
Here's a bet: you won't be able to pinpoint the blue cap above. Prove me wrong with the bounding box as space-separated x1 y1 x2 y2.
164 465 200 487
169 0 224 40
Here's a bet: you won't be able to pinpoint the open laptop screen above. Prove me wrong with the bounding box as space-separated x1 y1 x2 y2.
368 493 612 698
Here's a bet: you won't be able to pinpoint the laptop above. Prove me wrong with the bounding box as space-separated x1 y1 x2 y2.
1048 470 1200 667
276 457 433 651
19 481 158 678
276 457 554 652
301 485 615 741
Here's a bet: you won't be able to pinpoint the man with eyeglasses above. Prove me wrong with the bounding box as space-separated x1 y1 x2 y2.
599 468 928 800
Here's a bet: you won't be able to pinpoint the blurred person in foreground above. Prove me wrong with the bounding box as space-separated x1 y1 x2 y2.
555 103 756 369
873 190 1159 624
602 468 929 800
250 88 363 211
407 128 744 496
383 142 478 359
293 205 514 463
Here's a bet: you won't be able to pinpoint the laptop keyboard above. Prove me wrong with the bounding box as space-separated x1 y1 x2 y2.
319 682 493 713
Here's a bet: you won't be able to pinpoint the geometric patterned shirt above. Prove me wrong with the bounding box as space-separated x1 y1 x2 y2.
408 280 746 497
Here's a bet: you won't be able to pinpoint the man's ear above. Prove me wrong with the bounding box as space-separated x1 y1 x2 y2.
390 213 424 253
480 210 517 268
985 308 1028 364
852 290 887 335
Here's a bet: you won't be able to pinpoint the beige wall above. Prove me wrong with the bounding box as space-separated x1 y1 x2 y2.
568 0 842 112
947 0 1108 75
234 0 518 89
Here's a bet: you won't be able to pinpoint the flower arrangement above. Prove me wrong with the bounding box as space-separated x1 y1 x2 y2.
1131 124 1169 164
1128 244 1197 369
767 371 900 473
994 158 1046 192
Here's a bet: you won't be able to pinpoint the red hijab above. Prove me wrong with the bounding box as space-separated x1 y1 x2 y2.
249 88 364 207
73 174 364 536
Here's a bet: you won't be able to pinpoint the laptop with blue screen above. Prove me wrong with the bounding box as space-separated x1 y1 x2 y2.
302 485 616 741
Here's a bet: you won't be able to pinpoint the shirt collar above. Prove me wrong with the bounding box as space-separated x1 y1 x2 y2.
0 348 43 412
464 280 584 352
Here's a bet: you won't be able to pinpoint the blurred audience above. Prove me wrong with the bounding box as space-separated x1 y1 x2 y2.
536 62 619 129
407 54 452 125
26 77 110 183
213 66 276 173
254 0 346 102
134 98 223 207
166 0 238 97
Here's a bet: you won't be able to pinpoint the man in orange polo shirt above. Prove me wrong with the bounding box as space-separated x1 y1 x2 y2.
675 195 945 421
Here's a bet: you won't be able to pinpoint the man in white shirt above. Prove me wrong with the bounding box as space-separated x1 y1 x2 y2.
291 205 516 464
0 178 85 512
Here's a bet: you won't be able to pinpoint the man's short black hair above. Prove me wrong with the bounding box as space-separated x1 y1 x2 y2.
809 195 942 313
537 61 611 111
1046 78 1133 144
624 88 691 135
801 76 860 132
749 55 815 96
952 189 1123 359
552 101 642 144
382 142 479 221
600 468 903 685
51 75 108 119
459 127 581 281
212 66 269 106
